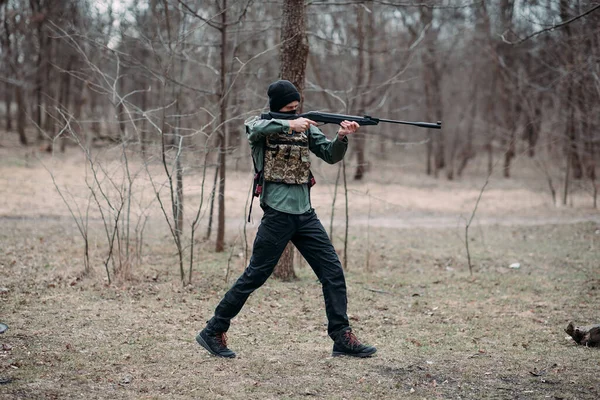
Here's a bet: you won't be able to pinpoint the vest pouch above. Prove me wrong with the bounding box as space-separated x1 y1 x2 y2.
301 147 310 163
263 132 311 185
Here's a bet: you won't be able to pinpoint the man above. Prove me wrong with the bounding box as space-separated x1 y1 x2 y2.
196 80 376 358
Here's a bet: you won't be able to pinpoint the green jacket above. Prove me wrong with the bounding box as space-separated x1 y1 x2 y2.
246 116 348 214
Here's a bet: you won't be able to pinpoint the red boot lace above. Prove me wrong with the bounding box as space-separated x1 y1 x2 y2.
216 332 228 348
344 331 361 348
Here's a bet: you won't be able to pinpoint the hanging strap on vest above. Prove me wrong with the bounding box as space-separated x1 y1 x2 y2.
247 153 263 223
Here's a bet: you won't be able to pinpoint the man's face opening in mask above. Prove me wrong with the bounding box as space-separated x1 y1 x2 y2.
279 100 300 115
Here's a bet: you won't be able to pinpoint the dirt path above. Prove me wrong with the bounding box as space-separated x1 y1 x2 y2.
2 210 599 232
1 147 598 235
348 213 600 229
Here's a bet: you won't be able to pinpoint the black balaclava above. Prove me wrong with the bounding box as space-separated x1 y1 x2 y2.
268 80 301 113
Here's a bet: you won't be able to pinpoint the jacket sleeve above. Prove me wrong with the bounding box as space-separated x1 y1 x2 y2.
246 116 291 144
308 126 348 164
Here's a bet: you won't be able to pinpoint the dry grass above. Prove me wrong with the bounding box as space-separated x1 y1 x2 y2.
1 142 599 399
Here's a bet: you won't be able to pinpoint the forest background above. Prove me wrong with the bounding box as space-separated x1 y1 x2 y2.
1 0 599 399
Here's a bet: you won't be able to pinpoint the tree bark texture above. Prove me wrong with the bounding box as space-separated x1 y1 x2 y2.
59 56 73 152
276 243 296 282
42 34 55 145
420 5 444 177
498 0 516 178
2 4 27 145
353 3 367 181
72 78 84 145
5 81 12 132
15 86 27 146
273 0 309 280
215 0 228 253
352 1 374 181
560 0 583 182
279 0 309 104
31 0 44 135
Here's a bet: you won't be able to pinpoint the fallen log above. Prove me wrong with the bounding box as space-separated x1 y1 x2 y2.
565 322 600 347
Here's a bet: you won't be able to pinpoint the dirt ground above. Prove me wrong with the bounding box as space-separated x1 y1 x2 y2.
1 140 599 399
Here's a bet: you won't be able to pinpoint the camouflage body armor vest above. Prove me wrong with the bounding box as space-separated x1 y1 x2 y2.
263 131 311 184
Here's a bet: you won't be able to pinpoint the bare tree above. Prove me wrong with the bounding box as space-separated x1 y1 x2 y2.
419 4 444 177
352 1 371 181
1 1 28 145
215 0 228 252
272 0 310 281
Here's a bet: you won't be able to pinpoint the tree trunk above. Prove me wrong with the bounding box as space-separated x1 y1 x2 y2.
353 3 367 181
565 77 582 181
72 78 84 144
42 36 56 151
276 243 296 282
279 0 309 105
215 0 228 253
480 2 494 177
503 100 517 179
560 0 583 181
273 0 309 280
503 133 515 178
485 65 496 176
15 86 27 146
34 9 44 141
524 111 540 158
420 6 443 176
563 146 571 206
3 2 27 145
42 34 55 144
446 131 457 180
497 0 516 178
176 154 184 238
583 11 598 206
5 81 12 132
456 82 478 178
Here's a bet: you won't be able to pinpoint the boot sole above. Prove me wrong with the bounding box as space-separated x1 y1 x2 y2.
332 348 377 358
196 333 236 358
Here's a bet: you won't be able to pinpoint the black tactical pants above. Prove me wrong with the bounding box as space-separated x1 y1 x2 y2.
206 205 350 339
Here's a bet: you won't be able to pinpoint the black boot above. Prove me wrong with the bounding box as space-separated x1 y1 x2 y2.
196 328 236 358
332 329 377 358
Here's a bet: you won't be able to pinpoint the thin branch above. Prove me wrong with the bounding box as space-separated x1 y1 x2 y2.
465 174 489 276
176 0 222 30
504 4 600 45
307 0 483 9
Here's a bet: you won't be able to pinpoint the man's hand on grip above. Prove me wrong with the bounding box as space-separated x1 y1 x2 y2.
338 120 359 138
289 117 317 133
